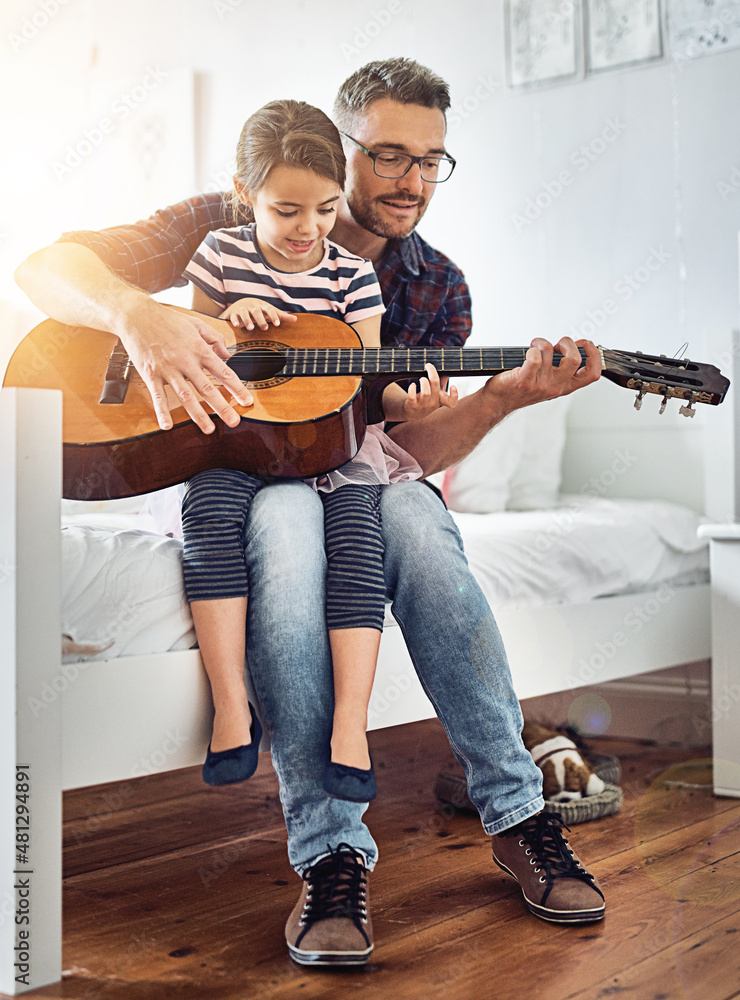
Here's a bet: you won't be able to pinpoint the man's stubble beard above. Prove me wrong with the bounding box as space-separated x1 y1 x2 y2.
346 189 427 240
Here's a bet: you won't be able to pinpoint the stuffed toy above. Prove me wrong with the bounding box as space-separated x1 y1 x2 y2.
522 721 605 802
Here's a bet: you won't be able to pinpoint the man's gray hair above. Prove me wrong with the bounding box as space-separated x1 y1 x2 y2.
333 57 451 132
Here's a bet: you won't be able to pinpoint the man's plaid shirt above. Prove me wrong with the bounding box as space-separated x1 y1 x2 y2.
59 193 472 349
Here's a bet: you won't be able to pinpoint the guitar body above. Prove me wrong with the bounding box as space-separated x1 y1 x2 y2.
4 311 367 500
5 305 730 502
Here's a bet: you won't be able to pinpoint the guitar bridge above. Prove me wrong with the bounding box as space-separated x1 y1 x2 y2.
99 339 132 404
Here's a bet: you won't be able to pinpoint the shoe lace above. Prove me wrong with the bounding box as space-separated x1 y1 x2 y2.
298 843 370 945
515 812 604 906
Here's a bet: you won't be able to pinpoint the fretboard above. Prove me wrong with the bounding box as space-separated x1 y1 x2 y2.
280 346 590 378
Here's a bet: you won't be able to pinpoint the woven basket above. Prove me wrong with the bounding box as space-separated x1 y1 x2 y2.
434 751 623 824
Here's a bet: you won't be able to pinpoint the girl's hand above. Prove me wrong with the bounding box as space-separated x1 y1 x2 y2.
220 298 298 331
402 364 459 421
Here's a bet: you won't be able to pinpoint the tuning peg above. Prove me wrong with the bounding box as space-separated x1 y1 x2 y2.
634 387 647 411
679 393 697 418
658 395 669 415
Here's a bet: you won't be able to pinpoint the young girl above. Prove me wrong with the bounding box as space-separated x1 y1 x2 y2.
181 100 457 801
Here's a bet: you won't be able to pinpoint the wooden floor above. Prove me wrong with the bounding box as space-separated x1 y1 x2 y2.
12 720 740 1000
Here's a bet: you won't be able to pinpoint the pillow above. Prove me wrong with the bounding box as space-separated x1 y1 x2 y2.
444 411 526 513
507 395 571 510
442 381 570 513
442 377 525 513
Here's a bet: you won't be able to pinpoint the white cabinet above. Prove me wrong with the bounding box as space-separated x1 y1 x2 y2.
698 524 740 797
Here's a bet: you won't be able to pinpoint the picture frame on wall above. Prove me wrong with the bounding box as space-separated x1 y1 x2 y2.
585 0 665 73
667 0 740 62
505 0 586 88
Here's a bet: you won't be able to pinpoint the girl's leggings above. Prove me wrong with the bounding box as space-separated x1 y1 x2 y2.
181 469 386 631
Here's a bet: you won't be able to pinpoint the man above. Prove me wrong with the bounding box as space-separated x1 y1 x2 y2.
16 58 604 966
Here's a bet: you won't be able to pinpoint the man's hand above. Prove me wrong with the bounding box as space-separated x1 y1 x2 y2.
386 338 600 477
13 241 253 435
403 363 459 421
220 298 298 331
481 337 601 414
116 298 254 434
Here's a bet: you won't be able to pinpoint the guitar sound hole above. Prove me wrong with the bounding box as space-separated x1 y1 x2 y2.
227 341 290 388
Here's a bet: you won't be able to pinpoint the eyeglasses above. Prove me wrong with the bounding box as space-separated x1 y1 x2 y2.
340 133 456 184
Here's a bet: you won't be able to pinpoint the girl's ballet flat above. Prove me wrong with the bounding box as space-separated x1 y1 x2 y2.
322 760 377 802
202 707 263 786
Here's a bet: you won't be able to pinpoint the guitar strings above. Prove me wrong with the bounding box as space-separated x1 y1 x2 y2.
121 345 693 377
118 345 706 396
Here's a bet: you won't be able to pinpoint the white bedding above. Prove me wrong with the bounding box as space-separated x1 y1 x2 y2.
455 495 709 611
60 494 710 662
61 525 195 659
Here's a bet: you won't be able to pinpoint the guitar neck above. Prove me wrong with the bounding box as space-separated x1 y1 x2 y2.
281 345 592 378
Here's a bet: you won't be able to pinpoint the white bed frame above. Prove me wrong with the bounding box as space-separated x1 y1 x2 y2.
0 376 719 994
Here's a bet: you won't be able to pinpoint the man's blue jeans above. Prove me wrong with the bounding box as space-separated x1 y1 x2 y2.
243 480 543 874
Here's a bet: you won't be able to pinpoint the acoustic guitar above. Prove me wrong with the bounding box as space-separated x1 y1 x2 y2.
3 306 730 501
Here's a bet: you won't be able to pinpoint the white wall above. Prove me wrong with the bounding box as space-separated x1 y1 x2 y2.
2 0 739 384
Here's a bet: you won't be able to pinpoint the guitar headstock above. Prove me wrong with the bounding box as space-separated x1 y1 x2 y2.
600 348 730 416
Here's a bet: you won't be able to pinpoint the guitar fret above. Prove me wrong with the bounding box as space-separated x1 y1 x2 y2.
282 344 590 378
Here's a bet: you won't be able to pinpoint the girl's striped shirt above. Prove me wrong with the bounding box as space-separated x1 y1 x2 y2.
184 223 385 324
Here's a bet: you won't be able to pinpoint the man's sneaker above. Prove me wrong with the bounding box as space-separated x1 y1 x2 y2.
492 811 605 924
285 844 373 966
